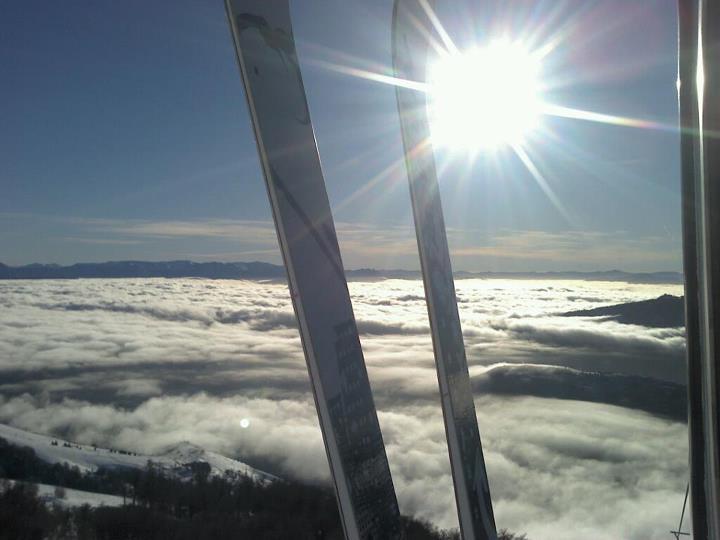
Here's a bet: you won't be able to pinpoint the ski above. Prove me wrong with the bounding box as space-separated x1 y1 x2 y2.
224 2 403 539
392 1 498 539
677 0 707 537
682 0 720 537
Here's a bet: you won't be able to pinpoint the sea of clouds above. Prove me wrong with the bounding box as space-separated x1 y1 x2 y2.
0 277 689 539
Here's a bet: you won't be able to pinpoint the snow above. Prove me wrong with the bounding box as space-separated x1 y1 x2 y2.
157 440 278 483
38 483 124 508
0 423 147 473
3 480 125 508
37 482 125 508
0 423 277 484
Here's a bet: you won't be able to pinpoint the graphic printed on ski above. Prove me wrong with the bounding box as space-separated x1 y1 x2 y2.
392 1 498 539
225 1 403 539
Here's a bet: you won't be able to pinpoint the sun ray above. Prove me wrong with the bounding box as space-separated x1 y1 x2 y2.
511 143 573 225
519 1 591 60
305 57 426 92
334 137 431 214
417 0 459 55
401 7 450 59
329 133 399 175
535 123 670 196
300 40 390 73
542 103 670 131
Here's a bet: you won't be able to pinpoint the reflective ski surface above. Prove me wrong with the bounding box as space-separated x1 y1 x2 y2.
392 1 498 538
225 2 403 538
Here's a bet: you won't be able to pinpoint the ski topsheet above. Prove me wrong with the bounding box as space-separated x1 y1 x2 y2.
392 1 498 539
225 2 403 539
684 1 720 536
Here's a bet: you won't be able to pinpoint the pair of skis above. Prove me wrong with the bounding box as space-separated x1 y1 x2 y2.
225 1 496 539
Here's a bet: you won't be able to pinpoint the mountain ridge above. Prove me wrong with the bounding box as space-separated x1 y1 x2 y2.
0 260 683 283
0 423 276 484
563 294 685 327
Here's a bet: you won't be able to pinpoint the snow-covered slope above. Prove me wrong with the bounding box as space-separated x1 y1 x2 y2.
0 423 277 484
4 480 126 509
157 441 277 483
35 482 125 508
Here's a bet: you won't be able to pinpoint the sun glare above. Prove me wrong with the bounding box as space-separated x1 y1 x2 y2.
428 40 543 151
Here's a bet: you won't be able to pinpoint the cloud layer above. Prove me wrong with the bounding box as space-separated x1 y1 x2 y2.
0 277 689 538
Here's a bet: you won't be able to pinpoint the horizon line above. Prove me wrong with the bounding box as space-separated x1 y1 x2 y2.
0 259 684 276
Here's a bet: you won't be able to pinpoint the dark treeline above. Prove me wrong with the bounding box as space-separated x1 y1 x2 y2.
0 437 526 539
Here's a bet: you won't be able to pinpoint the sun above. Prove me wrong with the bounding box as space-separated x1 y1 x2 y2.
427 40 543 151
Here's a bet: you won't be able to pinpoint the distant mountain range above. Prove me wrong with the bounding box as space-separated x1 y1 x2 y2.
0 260 683 283
0 261 286 280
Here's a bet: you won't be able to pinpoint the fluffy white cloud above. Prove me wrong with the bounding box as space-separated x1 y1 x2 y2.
0 392 688 539
0 277 689 538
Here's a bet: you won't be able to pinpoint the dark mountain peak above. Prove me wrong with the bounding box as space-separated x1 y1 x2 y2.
563 294 685 328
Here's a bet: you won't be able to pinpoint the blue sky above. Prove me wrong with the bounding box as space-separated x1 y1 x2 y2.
1 0 681 271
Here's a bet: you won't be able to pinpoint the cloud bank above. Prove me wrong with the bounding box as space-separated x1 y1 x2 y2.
0 277 688 538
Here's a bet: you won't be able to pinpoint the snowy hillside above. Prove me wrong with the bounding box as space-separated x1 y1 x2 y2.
4 480 125 509
35 482 125 508
0 423 277 484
